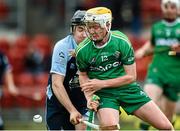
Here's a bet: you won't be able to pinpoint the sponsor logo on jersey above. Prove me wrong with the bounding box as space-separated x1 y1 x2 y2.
89 61 121 72
156 38 178 46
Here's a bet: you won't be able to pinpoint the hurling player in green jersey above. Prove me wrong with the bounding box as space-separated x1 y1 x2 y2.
136 0 180 130
76 7 173 130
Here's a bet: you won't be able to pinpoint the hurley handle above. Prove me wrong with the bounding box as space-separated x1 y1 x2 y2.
87 95 100 130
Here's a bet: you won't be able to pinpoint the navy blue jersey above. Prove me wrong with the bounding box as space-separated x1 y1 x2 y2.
46 35 86 109
46 35 87 130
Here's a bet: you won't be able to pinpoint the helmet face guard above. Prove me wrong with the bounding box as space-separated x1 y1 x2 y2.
83 7 112 32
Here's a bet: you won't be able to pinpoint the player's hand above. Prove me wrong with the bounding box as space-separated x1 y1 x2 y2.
87 98 99 112
69 49 76 57
70 110 82 125
81 79 103 93
171 44 180 52
135 48 145 59
8 86 19 96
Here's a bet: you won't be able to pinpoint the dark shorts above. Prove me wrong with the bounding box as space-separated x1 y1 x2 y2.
46 88 87 130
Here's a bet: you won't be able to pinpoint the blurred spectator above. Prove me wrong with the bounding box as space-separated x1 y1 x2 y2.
24 34 52 74
0 51 19 130
24 44 44 74
79 0 99 9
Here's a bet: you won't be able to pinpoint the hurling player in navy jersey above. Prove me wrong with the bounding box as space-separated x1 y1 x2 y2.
45 10 87 130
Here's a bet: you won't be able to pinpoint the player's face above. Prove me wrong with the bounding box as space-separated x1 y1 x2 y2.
85 22 107 42
73 25 86 44
162 2 178 20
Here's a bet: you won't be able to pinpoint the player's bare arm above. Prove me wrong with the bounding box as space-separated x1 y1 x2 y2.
135 41 154 59
5 70 19 96
79 71 92 98
51 73 82 124
79 71 99 111
81 63 137 92
171 43 180 52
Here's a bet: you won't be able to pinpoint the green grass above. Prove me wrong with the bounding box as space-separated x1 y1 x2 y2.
4 121 46 130
4 116 180 130
4 111 180 130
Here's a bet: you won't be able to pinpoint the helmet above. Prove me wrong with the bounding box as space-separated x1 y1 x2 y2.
71 10 86 25
84 7 112 31
161 0 180 9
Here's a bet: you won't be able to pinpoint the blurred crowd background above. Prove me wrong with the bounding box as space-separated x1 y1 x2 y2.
0 0 179 130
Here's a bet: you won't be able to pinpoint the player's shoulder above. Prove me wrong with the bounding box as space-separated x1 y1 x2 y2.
152 19 180 28
111 30 131 45
111 30 128 38
152 20 163 28
176 18 180 25
54 35 73 49
178 17 180 22
76 38 91 54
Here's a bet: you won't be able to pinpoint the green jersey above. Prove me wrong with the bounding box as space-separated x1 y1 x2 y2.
146 19 180 100
76 30 137 94
150 19 180 81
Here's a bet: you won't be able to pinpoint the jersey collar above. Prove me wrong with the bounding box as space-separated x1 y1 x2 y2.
162 19 179 26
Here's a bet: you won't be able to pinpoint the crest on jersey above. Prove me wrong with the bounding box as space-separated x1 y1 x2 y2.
127 56 134 62
59 52 65 64
165 29 171 36
114 51 120 59
59 52 65 58
156 30 162 35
